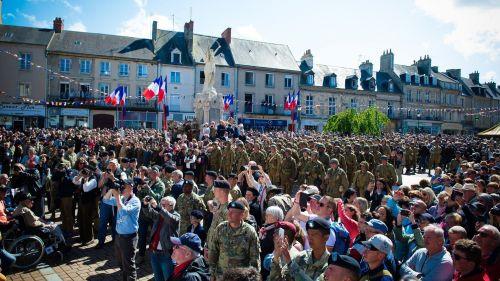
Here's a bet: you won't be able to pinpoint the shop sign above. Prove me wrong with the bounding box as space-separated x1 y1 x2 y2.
0 104 45 116
60 108 89 117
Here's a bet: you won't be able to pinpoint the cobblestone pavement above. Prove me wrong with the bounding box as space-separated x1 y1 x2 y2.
6 173 430 280
7 231 154 281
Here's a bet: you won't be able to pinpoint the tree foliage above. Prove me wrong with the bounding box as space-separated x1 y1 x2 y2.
323 107 390 136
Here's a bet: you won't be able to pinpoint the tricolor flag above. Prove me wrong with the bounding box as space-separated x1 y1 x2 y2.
158 76 166 102
284 92 291 110
290 90 300 110
223 94 233 111
105 86 125 106
143 76 163 101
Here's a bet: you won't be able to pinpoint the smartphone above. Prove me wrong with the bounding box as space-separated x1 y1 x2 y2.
299 192 309 209
400 209 411 216
278 228 284 238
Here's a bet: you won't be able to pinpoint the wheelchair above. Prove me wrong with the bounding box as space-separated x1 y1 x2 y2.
1 215 65 269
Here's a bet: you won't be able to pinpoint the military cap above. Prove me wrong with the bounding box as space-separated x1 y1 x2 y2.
275 221 297 236
214 180 230 189
190 210 204 220
227 201 245 210
184 170 195 176
267 185 282 193
380 155 388 160
130 157 137 163
163 165 176 173
227 173 237 179
316 143 325 148
151 165 161 173
305 217 330 232
183 179 195 187
328 253 361 277
121 157 130 163
206 170 218 178
330 158 339 165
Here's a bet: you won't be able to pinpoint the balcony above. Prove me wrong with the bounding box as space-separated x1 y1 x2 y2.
244 103 291 116
48 93 156 109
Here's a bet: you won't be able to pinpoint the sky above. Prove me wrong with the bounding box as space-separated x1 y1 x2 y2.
2 0 500 84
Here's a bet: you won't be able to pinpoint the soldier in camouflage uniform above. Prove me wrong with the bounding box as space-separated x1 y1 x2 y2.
317 144 330 168
323 158 349 198
372 145 382 168
267 145 282 186
344 145 358 184
404 144 414 175
206 180 230 248
428 141 442 176
280 148 297 195
380 139 391 157
250 143 267 170
221 141 235 177
227 173 242 200
176 180 206 235
208 201 260 280
137 166 165 202
208 142 222 173
331 146 347 172
297 149 310 185
447 151 462 174
354 143 365 164
375 155 397 186
351 161 374 196
233 142 250 172
363 145 375 172
309 151 327 187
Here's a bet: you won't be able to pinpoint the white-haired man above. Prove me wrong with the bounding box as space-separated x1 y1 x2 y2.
400 224 454 281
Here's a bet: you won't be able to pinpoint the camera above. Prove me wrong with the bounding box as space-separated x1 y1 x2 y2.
106 178 124 191
144 195 152 202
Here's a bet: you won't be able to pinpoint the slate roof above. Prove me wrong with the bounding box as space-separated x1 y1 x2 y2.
432 71 459 84
47 30 154 60
192 34 234 67
305 63 365 90
0 25 53 45
154 29 193 65
376 72 402 93
393 64 419 76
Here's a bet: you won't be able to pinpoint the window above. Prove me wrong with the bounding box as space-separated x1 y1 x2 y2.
98 83 110 96
284 76 293 88
388 81 394 92
461 98 464 107
221 72 230 87
306 74 314 86
416 90 421 102
406 90 412 102
329 76 337 88
199 71 205 84
137 64 148 78
264 94 274 106
170 94 180 111
19 53 32 70
244 93 253 113
80 83 90 98
171 52 181 64
350 98 357 109
425 91 430 103
80 59 91 74
136 86 146 102
388 102 394 117
369 100 375 107
265 73 275 87
100 61 110 75
305 95 314 115
60 82 70 99
19 83 30 97
328 97 336 115
60 58 71 72
245 72 255 85
407 110 412 119
170 71 181 84
119 63 129 76
352 79 358 89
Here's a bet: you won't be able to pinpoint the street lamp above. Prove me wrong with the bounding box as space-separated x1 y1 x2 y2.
417 113 421 133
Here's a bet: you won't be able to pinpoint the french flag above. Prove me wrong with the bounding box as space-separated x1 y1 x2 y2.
158 77 166 102
284 92 290 110
105 86 125 106
290 90 300 110
105 89 117 105
143 76 162 101
117 86 126 106
223 94 233 111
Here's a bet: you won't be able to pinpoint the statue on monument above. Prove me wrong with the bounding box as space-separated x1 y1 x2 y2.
194 47 223 124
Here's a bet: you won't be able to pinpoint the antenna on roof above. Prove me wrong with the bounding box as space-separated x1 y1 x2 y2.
190 7 192 21
171 14 175 30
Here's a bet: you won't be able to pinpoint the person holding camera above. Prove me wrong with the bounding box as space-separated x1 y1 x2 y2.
141 195 179 281
96 159 127 249
10 163 44 218
102 179 140 281
72 164 99 245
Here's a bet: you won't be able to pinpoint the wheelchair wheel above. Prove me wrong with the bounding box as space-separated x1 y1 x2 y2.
7 235 45 269
2 225 20 249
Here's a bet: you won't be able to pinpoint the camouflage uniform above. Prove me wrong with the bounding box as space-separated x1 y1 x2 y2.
221 144 235 177
344 149 358 183
375 163 397 186
208 221 260 279
208 145 222 173
428 143 442 172
267 194 293 215
136 179 165 202
323 166 349 198
160 175 174 196
317 149 330 169
175 192 206 235
233 145 250 172
297 152 310 185
267 151 282 185
250 149 267 169
305 153 326 187
351 169 375 196
206 201 229 246
280 153 297 195
363 148 375 172
269 249 329 281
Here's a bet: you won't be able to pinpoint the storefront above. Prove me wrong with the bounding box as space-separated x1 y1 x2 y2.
238 118 288 131
441 122 463 135
300 119 326 132
121 111 157 129
402 120 441 135
0 104 46 130
48 107 89 128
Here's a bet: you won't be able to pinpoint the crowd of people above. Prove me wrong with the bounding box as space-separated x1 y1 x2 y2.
0 119 499 281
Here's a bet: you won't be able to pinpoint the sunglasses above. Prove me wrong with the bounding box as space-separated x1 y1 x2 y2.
366 244 380 252
453 253 468 261
477 231 489 238
319 202 331 208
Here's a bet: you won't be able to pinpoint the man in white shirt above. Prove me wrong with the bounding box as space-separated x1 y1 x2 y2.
73 165 99 244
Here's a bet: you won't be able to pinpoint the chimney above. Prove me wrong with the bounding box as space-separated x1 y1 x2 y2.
360 60 373 80
380 49 394 72
0 0 3 25
416 55 432 75
469 71 480 85
152 21 158 42
431 66 439 73
446 69 461 79
184 20 194 55
485 81 496 91
53 17 63 33
221 27 231 45
301 49 314 69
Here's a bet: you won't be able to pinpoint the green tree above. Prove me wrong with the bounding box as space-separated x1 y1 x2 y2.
323 107 389 136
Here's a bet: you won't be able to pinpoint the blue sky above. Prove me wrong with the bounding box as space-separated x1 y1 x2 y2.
3 0 500 84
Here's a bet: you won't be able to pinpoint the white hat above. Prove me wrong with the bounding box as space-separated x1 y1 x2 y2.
362 234 393 255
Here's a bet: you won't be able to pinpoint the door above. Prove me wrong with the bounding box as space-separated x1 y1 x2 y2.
13 120 24 131
93 114 114 128
244 94 253 113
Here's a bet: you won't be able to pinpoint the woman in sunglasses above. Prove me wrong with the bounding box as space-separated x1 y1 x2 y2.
452 239 491 281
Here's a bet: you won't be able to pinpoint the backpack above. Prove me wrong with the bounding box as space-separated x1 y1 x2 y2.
330 221 350 255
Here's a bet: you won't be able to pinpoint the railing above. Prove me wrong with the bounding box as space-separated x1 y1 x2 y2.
243 104 291 116
48 94 156 109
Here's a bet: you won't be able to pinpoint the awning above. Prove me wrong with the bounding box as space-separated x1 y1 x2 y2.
477 123 500 137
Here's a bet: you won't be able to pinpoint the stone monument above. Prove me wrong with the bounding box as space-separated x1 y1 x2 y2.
194 48 224 124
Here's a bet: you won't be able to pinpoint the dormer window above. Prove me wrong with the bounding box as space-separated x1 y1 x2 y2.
412 75 419 85
369 80 375 91
306 74 314 86
405 73 411 83
171 49 181 64
329 76 337 88
431 76 437 86
422 75 429 85
352 79 358 89
388 81 394 92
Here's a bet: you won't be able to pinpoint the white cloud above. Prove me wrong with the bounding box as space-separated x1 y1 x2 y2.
414 0 500 60
67 21 87 32
60 0 82 13
18 11 51 28
481 70 496 82
5 13 16 19
117 0 177 38
233 25 263 41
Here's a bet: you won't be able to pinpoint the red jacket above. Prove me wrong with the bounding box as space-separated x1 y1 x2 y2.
453 268 490 281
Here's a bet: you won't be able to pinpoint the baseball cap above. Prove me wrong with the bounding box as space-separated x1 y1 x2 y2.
328 253 361 277
366 219 388 234
109 159 119 165
362 234 393 255
462 183 476 192
170 233 203 253
417 213 435 223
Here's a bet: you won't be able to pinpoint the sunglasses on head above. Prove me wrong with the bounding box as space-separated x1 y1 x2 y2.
453 253 468 261
366 244 380 252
